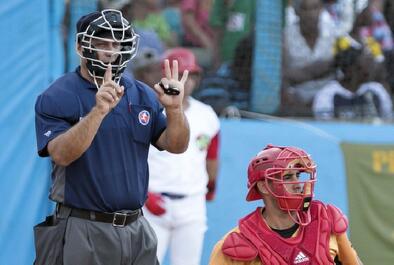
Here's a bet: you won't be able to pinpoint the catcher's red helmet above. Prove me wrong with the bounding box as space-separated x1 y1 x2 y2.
246 144 317 225
162 47 202 74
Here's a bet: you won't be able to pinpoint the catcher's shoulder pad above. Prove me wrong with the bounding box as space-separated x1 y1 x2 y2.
326 204 348 234
222 231 258 261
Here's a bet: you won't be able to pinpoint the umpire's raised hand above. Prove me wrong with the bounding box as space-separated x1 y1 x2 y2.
153 59 189 110
95 64 125 115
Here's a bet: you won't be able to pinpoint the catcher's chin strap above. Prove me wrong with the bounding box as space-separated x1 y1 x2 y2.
280 195 313 226
286 208 312 226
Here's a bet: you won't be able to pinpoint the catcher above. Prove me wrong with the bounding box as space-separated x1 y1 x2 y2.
209 144 363 265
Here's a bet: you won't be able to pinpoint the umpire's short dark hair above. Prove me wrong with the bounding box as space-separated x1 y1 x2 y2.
76 11 101 34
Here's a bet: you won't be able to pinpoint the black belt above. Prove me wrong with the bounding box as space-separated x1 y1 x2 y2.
57 204 141 227
160 192 186 199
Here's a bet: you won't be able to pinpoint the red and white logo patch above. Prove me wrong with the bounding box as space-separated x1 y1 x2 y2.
138 110 150 125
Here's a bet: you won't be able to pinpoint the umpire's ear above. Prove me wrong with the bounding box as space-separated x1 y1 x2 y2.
76 42 82 53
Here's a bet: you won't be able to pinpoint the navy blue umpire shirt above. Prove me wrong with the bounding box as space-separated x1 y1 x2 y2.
35 67 167 212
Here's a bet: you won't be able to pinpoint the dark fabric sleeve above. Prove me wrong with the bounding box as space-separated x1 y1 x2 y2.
35 90 79 157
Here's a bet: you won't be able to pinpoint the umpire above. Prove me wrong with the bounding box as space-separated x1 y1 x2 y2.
33 9 190 265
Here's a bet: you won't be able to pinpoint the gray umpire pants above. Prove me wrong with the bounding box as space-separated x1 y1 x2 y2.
61 214 159 265
32 203 156 265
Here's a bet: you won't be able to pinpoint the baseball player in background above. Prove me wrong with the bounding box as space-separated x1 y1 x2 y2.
144 47 220 265
209 144 364 265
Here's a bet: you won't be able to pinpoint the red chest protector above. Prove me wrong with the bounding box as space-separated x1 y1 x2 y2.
222 201 348 265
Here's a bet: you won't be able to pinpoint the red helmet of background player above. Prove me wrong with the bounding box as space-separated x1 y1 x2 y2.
162 47 202 74
246 144 317 225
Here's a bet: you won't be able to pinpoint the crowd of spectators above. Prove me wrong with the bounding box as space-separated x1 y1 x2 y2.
64 0 394 122
283 0 393 121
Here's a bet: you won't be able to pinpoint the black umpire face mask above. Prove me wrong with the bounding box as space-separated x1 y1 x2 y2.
76 9 139 87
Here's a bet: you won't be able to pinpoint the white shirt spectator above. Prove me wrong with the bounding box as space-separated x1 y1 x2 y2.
284 12 337 103
325 0 355 35
313 80 393 120
148 97 220 195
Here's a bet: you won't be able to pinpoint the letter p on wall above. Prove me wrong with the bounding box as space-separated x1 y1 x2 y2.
372 150 394 174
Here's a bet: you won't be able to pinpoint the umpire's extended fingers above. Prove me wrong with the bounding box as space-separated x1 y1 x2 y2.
180 70 189 85
106 80 123 94
104 64 112 83
164 59 171 79
172 60 179 81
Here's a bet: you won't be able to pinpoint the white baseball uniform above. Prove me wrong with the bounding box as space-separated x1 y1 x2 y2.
144 97 220 265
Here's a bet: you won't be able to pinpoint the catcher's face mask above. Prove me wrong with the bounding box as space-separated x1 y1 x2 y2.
76 9 139 87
